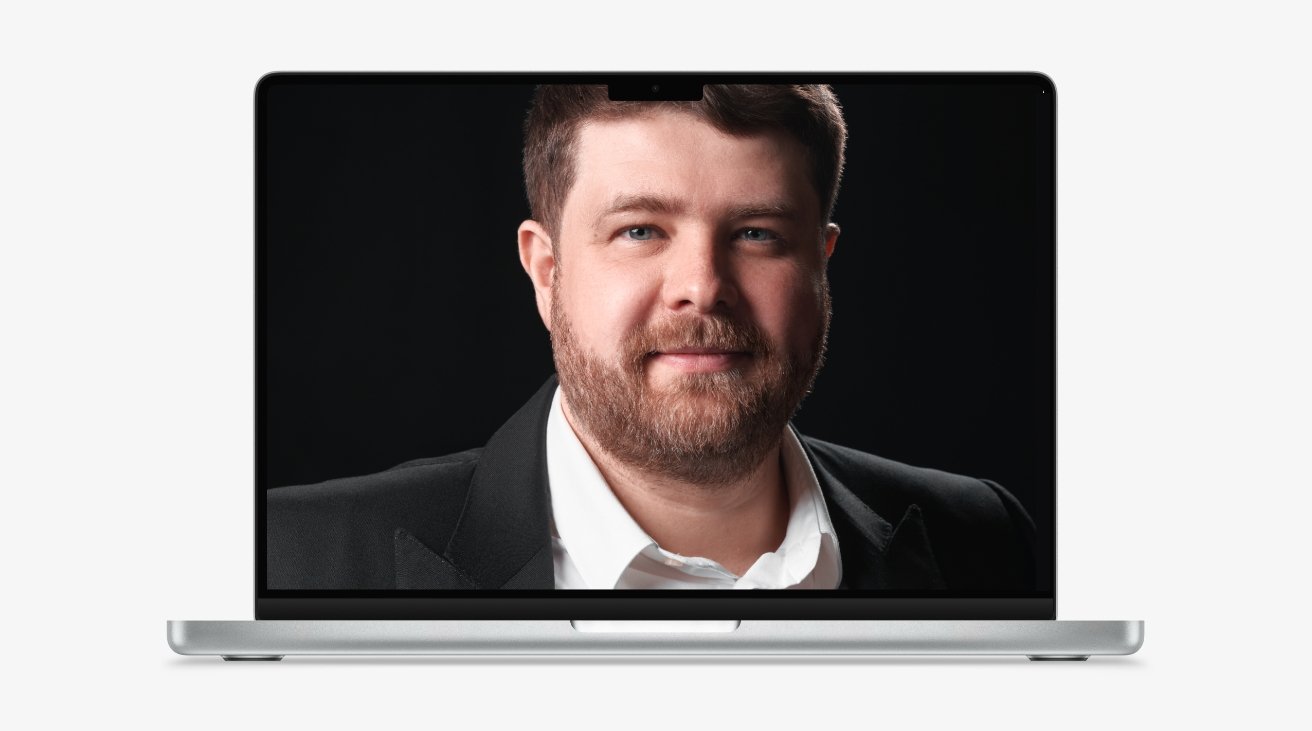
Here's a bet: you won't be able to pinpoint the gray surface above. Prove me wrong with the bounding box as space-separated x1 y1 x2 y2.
169 619 1143 657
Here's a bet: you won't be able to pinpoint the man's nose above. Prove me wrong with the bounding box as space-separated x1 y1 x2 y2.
661 233 739 313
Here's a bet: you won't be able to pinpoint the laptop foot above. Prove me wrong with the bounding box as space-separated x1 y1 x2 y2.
222 655 284 661
1027 655 1089 661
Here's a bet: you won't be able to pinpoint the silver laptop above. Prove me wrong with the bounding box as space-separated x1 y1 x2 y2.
169 72 1141 659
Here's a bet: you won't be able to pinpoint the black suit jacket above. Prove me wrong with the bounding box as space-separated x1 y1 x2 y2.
268 376 1036 591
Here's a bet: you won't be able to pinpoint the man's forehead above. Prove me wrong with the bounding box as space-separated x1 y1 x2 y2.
574 110 800 166
567 111 818 221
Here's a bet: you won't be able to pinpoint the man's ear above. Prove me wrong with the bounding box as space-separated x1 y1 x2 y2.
518 220 556 330
823 222 841 260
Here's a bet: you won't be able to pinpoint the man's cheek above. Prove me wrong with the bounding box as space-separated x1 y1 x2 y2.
562 303 631 360
586 295 648 339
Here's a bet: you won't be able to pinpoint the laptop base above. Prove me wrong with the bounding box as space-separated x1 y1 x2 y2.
222 654 1095 661
170 619 1142 658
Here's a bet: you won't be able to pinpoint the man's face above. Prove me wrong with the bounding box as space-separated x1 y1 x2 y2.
520 110 839 485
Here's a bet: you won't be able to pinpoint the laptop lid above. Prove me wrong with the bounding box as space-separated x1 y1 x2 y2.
257 73 1055 620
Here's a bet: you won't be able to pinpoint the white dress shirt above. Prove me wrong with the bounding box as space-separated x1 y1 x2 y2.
545 387 842 590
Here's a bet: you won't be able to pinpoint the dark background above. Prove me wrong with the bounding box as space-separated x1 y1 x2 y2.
261 77 1054 590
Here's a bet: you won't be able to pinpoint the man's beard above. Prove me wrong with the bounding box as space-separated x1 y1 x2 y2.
550 283 831 487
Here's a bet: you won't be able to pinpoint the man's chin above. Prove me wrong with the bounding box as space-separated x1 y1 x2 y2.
647 392 742 424
645 367 756 394
566 378 789 485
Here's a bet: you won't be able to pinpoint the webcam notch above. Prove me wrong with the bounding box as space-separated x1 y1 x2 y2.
608 80 704 102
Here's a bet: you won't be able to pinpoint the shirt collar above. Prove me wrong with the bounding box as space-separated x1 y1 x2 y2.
546 387 656 589
736 424 842 589
545 386 840 589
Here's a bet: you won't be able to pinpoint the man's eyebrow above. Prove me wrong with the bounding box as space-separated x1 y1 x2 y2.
595 195 801 223
596 194 685 221
723 202 800 221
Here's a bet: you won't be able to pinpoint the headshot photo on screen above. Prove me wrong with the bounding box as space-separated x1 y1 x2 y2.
264 81 1045 592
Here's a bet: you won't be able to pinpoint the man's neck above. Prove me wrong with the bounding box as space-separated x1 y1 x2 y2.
561 400 790 576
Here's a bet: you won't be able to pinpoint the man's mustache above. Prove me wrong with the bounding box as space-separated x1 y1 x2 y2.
620 316 772 366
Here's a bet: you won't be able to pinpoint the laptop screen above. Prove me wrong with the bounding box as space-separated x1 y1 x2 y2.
258 74 1054 619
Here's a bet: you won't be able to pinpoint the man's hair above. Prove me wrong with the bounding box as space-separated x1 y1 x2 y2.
523 84 848 241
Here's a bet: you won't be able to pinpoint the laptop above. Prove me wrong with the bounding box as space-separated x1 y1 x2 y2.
169 72 1142 659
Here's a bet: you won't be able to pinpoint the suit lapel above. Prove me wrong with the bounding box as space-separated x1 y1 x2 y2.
393 526 554 590
423 376 558 590
804 439 947 590
393 528 476 589
389 377 557 590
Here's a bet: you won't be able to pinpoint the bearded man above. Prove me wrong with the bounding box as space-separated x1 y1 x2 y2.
267 85 1036 591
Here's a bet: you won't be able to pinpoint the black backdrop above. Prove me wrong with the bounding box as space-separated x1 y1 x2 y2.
261 76 1054 590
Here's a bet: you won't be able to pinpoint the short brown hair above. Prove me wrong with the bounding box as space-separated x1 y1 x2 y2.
522 84 848 240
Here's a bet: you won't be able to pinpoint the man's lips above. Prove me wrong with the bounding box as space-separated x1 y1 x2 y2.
649 347 751 373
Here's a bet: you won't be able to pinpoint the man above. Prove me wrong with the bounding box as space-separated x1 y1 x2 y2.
268 84 1035 591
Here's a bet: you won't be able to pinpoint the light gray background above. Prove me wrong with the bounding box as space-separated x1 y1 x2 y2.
2 1 1307 728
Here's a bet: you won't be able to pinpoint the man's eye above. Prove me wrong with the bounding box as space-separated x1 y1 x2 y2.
739 228 779 243
622 226 659 241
